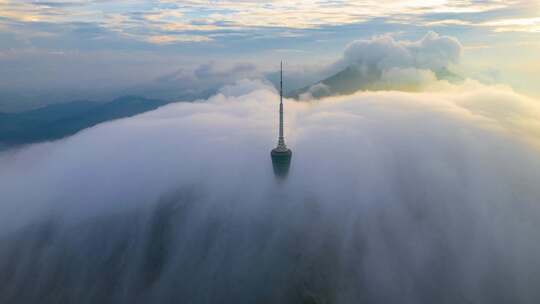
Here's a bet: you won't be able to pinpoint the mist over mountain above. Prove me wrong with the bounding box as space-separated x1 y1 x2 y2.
289 32 464 100
1 79 540 303
134 62 261 100
0 61 268 150
290 65 463 99
0 33 467 152
0 96 169 150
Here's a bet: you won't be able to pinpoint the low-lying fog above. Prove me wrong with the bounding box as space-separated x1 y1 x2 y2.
1 79 540 303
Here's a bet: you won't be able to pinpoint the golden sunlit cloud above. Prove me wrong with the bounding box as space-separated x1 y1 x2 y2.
481 17 540 33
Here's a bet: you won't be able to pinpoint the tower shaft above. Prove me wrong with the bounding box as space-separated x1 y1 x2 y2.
271 61 292 179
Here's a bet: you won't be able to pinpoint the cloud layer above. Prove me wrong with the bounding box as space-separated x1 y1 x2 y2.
1 80 540 302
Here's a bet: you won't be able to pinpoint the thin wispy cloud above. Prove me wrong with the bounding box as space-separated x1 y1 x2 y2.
0 0 535 45
481 17 540 32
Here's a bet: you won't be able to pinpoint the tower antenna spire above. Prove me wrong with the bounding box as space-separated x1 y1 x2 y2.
277 61 287 150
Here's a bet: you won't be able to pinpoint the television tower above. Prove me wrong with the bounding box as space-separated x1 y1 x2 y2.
271 61 292 178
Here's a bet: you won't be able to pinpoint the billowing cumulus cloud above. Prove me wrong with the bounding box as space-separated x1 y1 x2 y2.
1 80 540 303
338 31 462 71
292 32 464 98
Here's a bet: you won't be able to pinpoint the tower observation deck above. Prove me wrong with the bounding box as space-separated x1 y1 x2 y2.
271 62 292 178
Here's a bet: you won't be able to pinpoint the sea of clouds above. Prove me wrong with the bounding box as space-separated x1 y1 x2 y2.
1 77 540 303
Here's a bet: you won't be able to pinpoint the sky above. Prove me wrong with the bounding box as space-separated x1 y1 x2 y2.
0 0 539 110
2 2 540 302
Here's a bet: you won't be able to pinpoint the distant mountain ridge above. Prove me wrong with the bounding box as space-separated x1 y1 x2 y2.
289 65 464 99
0 96 170 150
